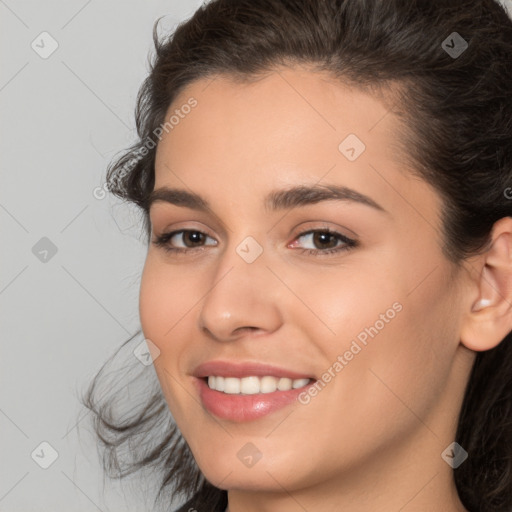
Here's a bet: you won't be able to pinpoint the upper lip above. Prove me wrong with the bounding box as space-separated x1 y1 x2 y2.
193 360 315 380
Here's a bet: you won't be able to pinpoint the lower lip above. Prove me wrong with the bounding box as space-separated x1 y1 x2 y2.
196 378 314 422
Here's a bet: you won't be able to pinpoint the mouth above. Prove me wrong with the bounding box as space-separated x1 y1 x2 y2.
192 361 317 422
204 375 313 394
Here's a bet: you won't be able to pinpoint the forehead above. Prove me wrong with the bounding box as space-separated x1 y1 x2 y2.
152 66 439 225
156 67 400 167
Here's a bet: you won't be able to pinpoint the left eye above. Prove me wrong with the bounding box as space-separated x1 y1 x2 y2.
290 229 357 256
152 228 358 257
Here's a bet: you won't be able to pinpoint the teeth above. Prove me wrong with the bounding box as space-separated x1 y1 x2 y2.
240 376 260 394
292 378 310 389
260 376 277 393
277 377 292 391
224 377 240 394
206 375 311 394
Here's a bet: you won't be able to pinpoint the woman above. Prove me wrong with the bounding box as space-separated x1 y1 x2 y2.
83 0 512 510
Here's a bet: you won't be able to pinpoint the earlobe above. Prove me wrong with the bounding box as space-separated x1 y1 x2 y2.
460 217 512 352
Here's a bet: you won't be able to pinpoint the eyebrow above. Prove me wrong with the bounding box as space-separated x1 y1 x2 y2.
146 184 386 213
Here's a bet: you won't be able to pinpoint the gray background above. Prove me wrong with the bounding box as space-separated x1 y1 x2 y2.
1 1 511 511
1 1 203 511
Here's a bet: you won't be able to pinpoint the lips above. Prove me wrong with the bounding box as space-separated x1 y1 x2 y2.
192 360 317 422
194 360 314 380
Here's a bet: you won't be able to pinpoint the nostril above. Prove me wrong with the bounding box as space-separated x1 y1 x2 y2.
234 326 259 335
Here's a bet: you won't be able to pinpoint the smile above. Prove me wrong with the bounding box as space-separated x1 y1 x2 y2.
206 375 312 394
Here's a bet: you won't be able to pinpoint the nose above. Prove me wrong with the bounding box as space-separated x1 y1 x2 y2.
197 241 283 343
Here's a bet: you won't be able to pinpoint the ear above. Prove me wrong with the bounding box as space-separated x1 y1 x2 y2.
460 217 512 352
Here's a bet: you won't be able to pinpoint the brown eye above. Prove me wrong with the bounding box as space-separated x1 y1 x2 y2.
152 229 217 254
180 231 206 248
311 231 339 250
291 229 357 256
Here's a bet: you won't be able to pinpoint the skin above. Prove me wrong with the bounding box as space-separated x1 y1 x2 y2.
139 65 512 511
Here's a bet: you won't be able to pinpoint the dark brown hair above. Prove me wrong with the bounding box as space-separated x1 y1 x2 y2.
82 1 512 510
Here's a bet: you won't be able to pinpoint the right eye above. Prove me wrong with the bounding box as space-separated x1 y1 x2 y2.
152 229 218 254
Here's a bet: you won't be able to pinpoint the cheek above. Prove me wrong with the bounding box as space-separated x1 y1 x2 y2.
355 265 460 418
139 261 166 344
139 257 194 347
139 258 199 419
312 241 460 424
298 264 402 358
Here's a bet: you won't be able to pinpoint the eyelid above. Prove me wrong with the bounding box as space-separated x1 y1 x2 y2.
289 221 357 240
152 220 215 239
149 210 228 240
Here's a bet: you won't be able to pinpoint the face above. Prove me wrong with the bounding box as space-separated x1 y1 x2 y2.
139 66 470 494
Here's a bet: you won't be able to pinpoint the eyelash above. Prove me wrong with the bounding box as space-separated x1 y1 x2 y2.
152 228 358 257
